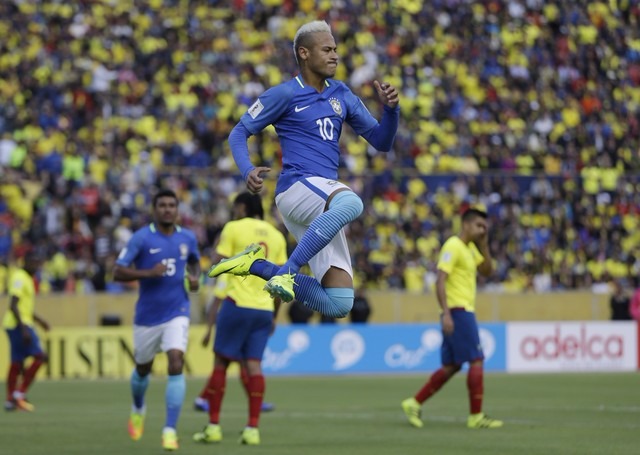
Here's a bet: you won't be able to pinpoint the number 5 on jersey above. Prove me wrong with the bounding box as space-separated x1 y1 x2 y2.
162 258 176 276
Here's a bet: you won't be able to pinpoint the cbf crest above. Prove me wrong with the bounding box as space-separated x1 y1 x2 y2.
329 97 343 116
179 243 188 260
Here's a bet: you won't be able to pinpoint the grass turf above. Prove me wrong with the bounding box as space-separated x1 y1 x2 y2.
1 373 638 455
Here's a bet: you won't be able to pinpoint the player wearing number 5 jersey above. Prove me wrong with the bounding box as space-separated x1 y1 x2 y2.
114 189 201 451
211 20 400 319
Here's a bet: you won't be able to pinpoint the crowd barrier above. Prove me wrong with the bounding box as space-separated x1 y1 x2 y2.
0 322 637 379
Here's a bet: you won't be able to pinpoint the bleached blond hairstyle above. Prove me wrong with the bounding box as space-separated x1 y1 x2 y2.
292 20 332 65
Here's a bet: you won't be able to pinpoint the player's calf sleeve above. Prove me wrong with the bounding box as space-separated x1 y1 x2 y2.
19 357 44 393
294 274 354 318
277 191 363 275
7 362 21 400
130 369 150 410
165 373 186 429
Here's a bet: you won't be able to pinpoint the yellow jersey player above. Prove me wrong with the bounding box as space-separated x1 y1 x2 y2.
193 192 287 446
401 208 503 429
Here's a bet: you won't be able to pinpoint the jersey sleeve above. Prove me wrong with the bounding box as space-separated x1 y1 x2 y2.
115 231 143 266
437 239 459 275
343 87 379 135
213 274 229 299
215 224 235 258
240 84 294 134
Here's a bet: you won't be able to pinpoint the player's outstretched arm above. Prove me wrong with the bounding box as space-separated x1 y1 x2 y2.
34 314 50 331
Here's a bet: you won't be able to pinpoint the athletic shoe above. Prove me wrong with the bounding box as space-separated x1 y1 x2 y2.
14 397 34 412
162 427 179 451
263 274 296 302
261 402 275 413
194 396 209 412
208 244 265 278
193 424 223 443
467 413 503 429
4 400 16 411
128 411 145 441
239 427 260 445
401 397 423 428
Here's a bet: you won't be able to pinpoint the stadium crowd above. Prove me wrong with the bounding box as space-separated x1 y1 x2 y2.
1 0 640 295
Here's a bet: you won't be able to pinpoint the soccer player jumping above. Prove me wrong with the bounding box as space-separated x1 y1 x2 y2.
402 208 503 429
209 20 400 319
114 189 201 451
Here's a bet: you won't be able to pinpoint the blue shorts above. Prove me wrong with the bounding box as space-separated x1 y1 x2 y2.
214 298 273 361
6 326 44 362
441 310 484 366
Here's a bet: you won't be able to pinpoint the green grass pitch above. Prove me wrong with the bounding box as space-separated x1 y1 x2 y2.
1 373 638 455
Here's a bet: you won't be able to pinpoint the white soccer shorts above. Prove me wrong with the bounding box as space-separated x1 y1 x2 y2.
133 316 189 365
275 176 353 281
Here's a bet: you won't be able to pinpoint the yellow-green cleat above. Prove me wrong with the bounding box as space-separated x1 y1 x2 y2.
263 273 296 302
467 413 503 429
193 424 223 443
208 244 265 278
162 428 179 451
128 411 145 441
401 397 423 428
239 427 260 445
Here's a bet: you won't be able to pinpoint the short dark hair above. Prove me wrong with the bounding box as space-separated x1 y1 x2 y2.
153 189 178 207
462 208 487 223
234 192 264 219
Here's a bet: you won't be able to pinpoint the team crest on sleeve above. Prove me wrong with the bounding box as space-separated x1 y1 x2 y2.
441 252 451 263
248 99 264 119
329 97 343 116
179 243 188 260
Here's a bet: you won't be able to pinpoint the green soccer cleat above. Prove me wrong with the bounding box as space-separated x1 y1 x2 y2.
208 244 265 278
193 424 223 443
467 413 503 429
162 428 179 451
239 427 260 445
128 411 145 441
401 397 423 428
263 273 296 302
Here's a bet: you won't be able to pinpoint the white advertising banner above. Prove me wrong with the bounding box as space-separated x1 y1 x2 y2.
507 322 638 372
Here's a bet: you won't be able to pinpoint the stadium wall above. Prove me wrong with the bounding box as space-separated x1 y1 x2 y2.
29 291 611 327
0 322 637 380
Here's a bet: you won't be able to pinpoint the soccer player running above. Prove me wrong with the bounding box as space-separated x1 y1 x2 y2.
209 20 399 318
3 252 50 412
193 192 287 446
114 189 201 451
401 208 503 429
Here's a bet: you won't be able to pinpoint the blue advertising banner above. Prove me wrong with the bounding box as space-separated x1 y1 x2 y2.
262 323 506 375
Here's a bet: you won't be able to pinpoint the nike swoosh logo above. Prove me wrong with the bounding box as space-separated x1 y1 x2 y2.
294 105 310 112
149 248 162 254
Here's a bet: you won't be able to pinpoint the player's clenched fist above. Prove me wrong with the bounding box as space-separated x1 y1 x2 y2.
373 80 399 109
246 166 271 194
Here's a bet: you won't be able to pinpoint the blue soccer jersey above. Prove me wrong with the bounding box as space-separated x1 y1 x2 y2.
240 76 398 195
116 223 200 326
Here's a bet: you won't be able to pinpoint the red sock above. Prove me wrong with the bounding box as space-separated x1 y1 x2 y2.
206 368 227 424
415 368 452 403
6 362 21 401
247 374 265 428
467 364 484 414
18 357 44 394
239 366 250 396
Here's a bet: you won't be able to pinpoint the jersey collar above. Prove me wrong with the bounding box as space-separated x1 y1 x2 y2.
295 75 330 88
150 223 181 233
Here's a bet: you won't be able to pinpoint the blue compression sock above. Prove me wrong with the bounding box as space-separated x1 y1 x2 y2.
165 373 186 429
277 191 363 275
130 369 149 410
249 260 354 317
